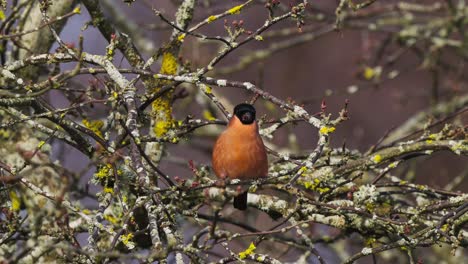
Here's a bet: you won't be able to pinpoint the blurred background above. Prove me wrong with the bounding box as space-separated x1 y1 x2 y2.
55 0 467 192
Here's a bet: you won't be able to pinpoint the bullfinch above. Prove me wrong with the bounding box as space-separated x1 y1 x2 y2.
212 103 268 210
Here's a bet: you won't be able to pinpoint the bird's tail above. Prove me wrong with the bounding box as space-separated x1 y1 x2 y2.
233 191 248 210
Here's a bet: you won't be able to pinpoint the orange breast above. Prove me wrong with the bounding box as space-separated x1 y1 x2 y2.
212 121 268 180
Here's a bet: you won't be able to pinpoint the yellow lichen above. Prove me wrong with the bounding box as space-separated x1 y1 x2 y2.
203 85 212 94
303 181 313 189
365 202 375 212
177 33 186 42
104 214 119 225
154 119 171 138
300 178 330 194
9 190 21 211
450 141 466 155
151 91 174 137
318 187 330 193
121 233 134 245
106 45 115 59
319 126 336 135
160 52 178 75
73 6 81 14
426 134 437 144
363 67 375 80
203 110 216 121
228 5 243 14
151 52 178 137
0 129 10 139
265 101 276 112
440 224 449 232
372 154 382 163
103 186 114 194
298 166 308 175
82 209 91 215
95 164 112 179
365 237 376 246
207 15 217 23
416 184 426 191
239 242 256 259
82 119 104 138
37 140 46 148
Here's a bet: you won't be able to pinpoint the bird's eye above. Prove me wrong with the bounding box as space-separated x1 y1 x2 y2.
241 112 252 123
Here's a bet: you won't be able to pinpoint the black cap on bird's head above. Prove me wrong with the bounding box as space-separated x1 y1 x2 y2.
234 103 256 125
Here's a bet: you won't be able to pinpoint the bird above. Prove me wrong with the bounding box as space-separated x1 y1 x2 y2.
212 103 268 210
